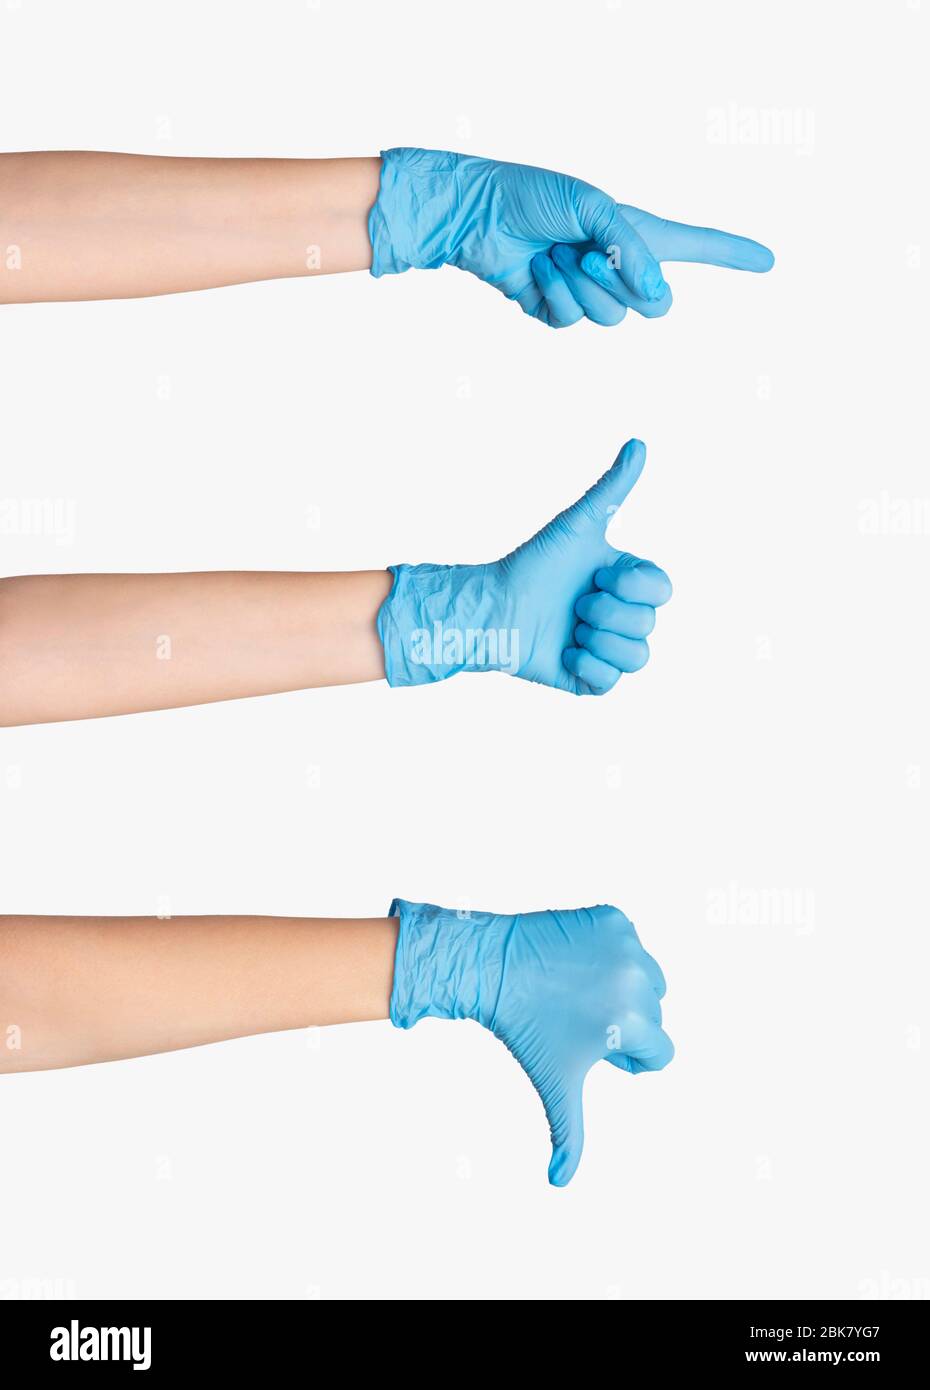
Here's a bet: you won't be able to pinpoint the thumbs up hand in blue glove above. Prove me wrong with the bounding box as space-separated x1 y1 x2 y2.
390 897 673 1186
378 438 671 696
369 147 773 328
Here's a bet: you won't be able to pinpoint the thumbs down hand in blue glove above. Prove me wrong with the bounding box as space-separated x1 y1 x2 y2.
390 897 673 1186
369 147 774 327
378 438 671 695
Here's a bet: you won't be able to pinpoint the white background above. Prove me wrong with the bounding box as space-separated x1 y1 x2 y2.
0 0 927 1301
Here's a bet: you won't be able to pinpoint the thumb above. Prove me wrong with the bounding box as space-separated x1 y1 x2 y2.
543 1072 587 1188
570 439 646 535
575 186 667 302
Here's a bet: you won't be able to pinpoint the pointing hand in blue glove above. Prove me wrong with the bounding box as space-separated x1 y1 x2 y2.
390 898 673 1186
369 147 774 327
378 438 671 695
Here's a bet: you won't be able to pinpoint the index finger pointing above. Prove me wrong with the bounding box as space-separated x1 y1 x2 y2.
622 205 775 271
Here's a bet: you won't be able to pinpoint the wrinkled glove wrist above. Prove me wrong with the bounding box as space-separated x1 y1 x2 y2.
377 561 516 687
368 147 496 278
389 898 513 1030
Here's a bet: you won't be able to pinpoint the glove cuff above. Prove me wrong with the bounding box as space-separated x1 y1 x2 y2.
377 561 514 687
369 148 463 277
388 898 511 1030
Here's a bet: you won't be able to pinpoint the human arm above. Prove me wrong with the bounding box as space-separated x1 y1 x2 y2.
0 569 392 725
0 150 379 303
0 148 772 324
0 440 669 725
0 899 672 1187
0 912 397 1073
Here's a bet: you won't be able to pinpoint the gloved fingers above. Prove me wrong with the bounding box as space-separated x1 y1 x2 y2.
512 279 546 320
614 932 667 999
625 984 663 1027
550 243 627 326
513 276 580 330
609 959 665 1029
593 903 643 946
637 947 667 1000
579 209 772 308
604 1019 675 1073
620 204 775 271
598 903 638 933
574 589 656 639
562 645 621 695
595 554 673 607
575 188 668 302
529 252 585 328
575 622 649 674
579 248 674 318
543 1074 587 1188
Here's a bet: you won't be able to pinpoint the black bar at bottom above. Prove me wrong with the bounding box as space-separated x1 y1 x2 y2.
0 1298 923 1375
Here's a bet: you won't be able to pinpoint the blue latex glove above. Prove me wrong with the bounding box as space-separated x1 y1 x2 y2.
378 438 671 696
368 147 774 328
390 897 673 1186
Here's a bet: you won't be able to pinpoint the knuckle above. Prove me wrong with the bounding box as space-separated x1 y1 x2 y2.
626 640 650 672
591 304 625 327
645 293 672 319
635 606 656 637
590 592 613 626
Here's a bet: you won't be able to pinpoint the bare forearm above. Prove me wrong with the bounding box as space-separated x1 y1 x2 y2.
0 151 380 303
0 913 397 1073
0 569 392 725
